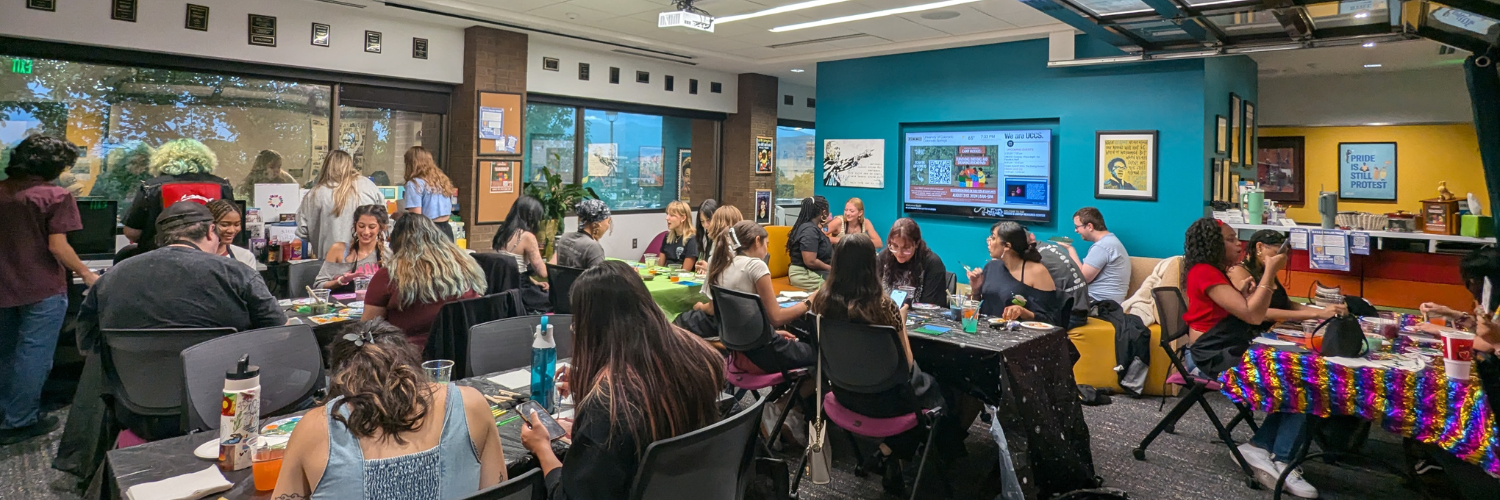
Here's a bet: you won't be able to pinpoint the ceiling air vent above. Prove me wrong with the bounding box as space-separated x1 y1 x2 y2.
769 34 874 49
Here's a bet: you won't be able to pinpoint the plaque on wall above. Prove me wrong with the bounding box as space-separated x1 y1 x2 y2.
27 0 56 12
185 4 210 31
249 14 277 47
542 57 559 71
578 63 590 81
364 31 382 53
311 23 331 47
112 0 138 22
413 38 429 59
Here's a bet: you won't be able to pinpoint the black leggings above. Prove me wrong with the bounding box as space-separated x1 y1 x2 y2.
434 219 455 241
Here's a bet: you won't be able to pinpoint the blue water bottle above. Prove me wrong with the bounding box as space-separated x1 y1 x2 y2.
530 315 558 412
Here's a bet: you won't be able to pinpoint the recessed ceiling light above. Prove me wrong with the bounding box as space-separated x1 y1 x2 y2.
920 10 962 20
790 68 805 72
1365 122 1391 126
1362 42 1376 48
1354 12 1369 18
770 0 982 32
717 0 855 24
1364 63 1382 68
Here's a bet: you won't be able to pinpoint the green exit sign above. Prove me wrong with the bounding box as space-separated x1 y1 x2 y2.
11 58 33 74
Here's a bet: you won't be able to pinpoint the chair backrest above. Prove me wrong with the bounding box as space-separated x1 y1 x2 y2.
817 316 910 394
462 468 544 500
101 328 236 418
180 325 325 433
1151 287 1190 345
288 259 324 298
628 393 766 500
467 314 575 377
642 231 668 262
472 252 522 295
710 286 775 352
546 264 585 314
945 272 958 295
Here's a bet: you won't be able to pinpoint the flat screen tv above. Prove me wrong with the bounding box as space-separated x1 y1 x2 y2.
902 129 1053 222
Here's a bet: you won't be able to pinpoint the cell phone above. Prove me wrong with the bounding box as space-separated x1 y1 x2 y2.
1278 238 1291 254
889 289 909 306
516 401 566 440
1048 236 1073 244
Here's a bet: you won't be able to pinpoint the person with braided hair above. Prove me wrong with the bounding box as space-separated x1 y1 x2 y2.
787 196 833 290
204 199 257 270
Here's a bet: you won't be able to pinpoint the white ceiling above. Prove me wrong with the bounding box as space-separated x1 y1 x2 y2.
1251 38 1467 78
399 0 1071 85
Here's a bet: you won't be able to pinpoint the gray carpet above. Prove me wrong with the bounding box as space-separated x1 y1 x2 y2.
0 394 1441 499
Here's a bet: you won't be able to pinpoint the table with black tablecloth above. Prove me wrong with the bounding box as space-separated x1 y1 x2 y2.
903 307 1097 499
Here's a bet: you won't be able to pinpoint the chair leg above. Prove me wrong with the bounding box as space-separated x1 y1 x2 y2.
1196 394 1257 486
1134 384 1207 460
908 414 942 500
1237 404 1260 433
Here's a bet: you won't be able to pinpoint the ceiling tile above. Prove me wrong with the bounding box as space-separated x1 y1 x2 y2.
839 16 948 42
898 6 1016 35
972 0 1064 28
525 2 617 24
458 0 560 14
571 0 670 16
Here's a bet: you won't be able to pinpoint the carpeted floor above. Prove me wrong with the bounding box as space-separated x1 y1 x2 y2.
1 393 1444 499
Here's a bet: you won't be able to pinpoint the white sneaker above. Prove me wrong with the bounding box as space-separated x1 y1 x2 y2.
1273 461 1320 499
1237 443 1274 475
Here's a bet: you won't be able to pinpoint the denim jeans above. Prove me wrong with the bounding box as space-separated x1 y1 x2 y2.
0 293 68 429
1251 412 1309 463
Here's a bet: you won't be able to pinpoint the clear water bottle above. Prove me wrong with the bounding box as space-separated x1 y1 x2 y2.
530 315 558 412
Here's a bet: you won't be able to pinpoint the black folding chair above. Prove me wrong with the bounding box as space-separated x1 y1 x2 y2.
180 325 325 433
467 314 574 377
1132 287 1260 488
546 264 585 314
461 468 544 500
287 259 323 298
712 286 809 453
100 327 236 440
626 393 767 500
944 271 957 295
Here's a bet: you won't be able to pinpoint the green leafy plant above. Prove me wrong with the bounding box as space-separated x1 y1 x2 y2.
524 167 598 257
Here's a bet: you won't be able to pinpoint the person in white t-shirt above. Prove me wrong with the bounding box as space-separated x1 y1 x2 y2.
673 221 812 358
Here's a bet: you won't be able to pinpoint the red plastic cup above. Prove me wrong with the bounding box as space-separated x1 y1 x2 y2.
1441 330 1475 362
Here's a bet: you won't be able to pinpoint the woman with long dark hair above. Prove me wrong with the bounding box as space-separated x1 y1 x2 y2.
966 222 1061 324
521 261 725 499
315 204 390 294
1227 229 1344 325
693 199 719 272
362 215 486 350
878 218 947 305
273 320 506 499
787 196 833 290
492 196 551 310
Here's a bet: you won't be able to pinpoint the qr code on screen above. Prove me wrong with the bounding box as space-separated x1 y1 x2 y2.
927 159 953 185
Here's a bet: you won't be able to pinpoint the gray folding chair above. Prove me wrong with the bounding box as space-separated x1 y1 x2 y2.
627 393 766 500
180 325 325 433
288 259 324 298
100 327 236 439
467 314 574 377
461 468 544 500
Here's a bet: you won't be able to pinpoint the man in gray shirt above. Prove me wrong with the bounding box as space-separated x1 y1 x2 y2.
1060 207 1131 304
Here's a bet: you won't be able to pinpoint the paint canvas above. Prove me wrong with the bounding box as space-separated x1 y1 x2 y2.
823 139 884 189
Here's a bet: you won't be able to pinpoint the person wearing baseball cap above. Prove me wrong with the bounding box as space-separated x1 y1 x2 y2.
79 200 284 436
553 199 611 271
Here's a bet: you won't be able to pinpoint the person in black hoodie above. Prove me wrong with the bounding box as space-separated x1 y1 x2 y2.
120 139 234 256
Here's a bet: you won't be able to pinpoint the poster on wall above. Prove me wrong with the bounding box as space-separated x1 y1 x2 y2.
1244 101 1258 166
754 190 773 225
477 92 522 155
1094 131 1158 201
587 143 618 178
1338 142 1397 200
823 139 885 189
1258 136 1305 203
1216 115 1228 155
678 149 692 203
489 161 514 194
639 147 664 187
1229 93 1242 166
1309 229 1351 271
755 136 774 174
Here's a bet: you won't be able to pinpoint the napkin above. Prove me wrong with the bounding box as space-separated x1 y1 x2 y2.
125 465 232 500
488 370 532 390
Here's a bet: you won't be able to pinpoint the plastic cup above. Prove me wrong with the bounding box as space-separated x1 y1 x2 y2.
423 359 454 384
1441 330 1475 362
251 439 284 491
961 300 980 334
948 293 965 321
642 254 657 265
1445 358 1472 380
897 286 916 306
354 277 371 301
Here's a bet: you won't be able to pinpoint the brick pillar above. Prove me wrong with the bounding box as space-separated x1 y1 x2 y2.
718 73 778 214
690 120 719 204
448 26 527 251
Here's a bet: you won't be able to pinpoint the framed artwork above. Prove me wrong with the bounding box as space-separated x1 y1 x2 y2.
364 31 382 53
677 148 692 203
1244 101 1257 167
1231 173 1242 203
1215 115 1228 155
1094 130 1158 201
638 146 664 187
477 92 523 155
822 139 885 188
1211 158 1224 202
1338 142 1397 200
754 189 773 225
1229 93 1242 166
755 136 773 174
1257 136 1305 204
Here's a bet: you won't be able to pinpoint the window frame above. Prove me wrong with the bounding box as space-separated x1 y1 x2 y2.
774 118 816 207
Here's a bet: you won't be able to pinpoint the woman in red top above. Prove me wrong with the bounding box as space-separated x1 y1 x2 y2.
1180 217 1316 497
362 214 485 350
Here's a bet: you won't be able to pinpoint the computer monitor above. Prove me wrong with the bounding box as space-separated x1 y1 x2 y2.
69 198 117 260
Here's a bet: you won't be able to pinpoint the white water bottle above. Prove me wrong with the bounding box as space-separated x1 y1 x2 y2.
219 355 260 470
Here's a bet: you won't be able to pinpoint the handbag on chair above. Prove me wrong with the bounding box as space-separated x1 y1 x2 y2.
807 314 832 485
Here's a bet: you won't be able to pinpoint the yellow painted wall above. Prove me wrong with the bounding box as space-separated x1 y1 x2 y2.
1261 124 1486 222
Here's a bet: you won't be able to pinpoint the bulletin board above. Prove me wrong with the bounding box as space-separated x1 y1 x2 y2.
477 92 523 155
476 159 519 223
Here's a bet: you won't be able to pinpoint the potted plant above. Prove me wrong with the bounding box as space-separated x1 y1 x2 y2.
524 167 598 258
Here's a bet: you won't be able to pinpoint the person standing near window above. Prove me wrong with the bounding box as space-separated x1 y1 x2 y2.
297 150 384 260
787 196 833 290
88 141 154 204
827 197 883 248
205 199 258 270
121 138 235 255
235 149 297 200
0 135 99 445
401 146 457 241
656 200 699 270
553 199 611 271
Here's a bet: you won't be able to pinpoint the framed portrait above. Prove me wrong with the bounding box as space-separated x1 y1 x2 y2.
1257 136 1305 204
1211 158 1224 202
677 148 692 203
754 189 773 225
1244 101 1257 167
755 136 773 174
1094 130 1158 201
1215 115 1228 155
1338 142 1397 200
1229 93 1242 166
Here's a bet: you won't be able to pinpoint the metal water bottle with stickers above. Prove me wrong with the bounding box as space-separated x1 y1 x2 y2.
219 355 260 471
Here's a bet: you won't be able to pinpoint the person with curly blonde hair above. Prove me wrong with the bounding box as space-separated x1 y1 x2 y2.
120 139 234 255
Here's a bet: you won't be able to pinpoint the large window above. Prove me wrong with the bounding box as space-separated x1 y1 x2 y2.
337 106 441 187
523 101 705 211
775 125 815 204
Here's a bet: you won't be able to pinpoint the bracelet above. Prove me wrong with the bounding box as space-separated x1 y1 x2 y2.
1256 284 1273 291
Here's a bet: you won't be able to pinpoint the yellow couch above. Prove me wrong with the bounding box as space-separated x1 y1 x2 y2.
1068 256 1182 396
764 226 802 294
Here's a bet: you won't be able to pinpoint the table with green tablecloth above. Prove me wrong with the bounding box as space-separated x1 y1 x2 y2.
607 258 707 321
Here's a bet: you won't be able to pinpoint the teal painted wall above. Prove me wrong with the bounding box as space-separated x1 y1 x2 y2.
814 36 1257 279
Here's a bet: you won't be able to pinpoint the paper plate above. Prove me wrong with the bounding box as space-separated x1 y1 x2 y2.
779 291 809 299
261 415 303 437
911 303 940 310
193 439 219 460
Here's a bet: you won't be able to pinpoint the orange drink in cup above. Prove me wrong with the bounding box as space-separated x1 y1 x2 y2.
251 438 284 491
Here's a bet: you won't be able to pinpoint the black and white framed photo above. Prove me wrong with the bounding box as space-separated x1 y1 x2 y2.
364 31 382 53
248 14 277 47
311 23 331 47
1215 115 1228 155
27 0 56 12
112 0 138 22
1094 130 1159 201
1229 93 1242 166
185 4 210 31
412 38 429 59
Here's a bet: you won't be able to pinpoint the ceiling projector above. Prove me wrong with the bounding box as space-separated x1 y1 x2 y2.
659 0 715 32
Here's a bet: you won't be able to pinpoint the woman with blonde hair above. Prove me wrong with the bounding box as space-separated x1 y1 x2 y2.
401 146 457 240
362 215 486 350
297 150 384 259
656 200 699 270
827 197 882 247
235 149 297 200
205 199 258 269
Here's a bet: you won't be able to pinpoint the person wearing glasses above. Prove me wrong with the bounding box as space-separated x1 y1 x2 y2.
1056 207 1131 304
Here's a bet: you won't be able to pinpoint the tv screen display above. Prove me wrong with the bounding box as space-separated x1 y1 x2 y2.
902 129 1053 222
69 199 117 259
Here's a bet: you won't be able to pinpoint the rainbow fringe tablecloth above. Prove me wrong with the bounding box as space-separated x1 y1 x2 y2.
1219 346 1499 475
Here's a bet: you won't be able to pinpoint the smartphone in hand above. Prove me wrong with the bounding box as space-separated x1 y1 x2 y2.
517 401 566 440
